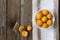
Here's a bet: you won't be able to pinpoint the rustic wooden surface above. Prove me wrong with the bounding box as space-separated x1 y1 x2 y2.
0 0 32 40
0 0 59 40
21 0 32 40
0 0 6 40
6 0 21 40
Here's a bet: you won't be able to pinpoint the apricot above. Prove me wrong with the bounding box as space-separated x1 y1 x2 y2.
47 13 53 19
42 10 49 15
42 23 48 28
36 20 43 26
36 13 42 19
41 16 48 22
21 31 28 37
19 25 25 32
27 25 32 31
47 20 53 26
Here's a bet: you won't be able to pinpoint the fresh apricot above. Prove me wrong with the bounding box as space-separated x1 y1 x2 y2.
47 13 53 19
42 23 48 28
35 10 53 28
21 31 28 37
42 10 49 15
47 20 53 26
19 25 25 32
36 13 42 19
36 20 43 26
41 16 48 22
27 25 32 31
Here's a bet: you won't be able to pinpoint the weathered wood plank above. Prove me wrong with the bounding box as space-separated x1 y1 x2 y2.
6 0 21 40
0 0 6 40
21 0 32 40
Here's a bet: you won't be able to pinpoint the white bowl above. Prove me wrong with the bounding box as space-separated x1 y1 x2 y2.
34 9 55 30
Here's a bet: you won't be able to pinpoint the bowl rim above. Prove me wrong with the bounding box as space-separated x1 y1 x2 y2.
35 9 55 30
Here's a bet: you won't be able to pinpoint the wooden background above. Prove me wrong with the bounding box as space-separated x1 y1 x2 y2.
0 0 32 40
0 0 59 40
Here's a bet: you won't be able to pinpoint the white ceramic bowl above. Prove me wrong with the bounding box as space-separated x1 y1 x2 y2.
35 9 55 30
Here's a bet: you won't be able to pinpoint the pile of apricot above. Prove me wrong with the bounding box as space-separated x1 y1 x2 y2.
19 25 33 37
36 10 53 28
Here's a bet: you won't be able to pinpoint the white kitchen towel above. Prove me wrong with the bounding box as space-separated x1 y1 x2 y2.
32 0 59 40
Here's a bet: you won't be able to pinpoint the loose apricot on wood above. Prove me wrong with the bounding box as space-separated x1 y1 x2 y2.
21 31 28 37
27 25 33 31
19 25 25 32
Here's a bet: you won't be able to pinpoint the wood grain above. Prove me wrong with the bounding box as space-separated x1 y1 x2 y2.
0 0 32 40
0 0 6 40
21 0 32 40
6 0 21 40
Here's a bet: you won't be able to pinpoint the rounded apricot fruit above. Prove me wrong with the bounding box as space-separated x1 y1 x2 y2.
42 10 49 15
21 31 28 37
36 13 42 19
47 13 53 19
36 20 43 26
42 23 48 28
27 25 32 31
47 20 53 26
41 16 48 22
19 25 25 32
